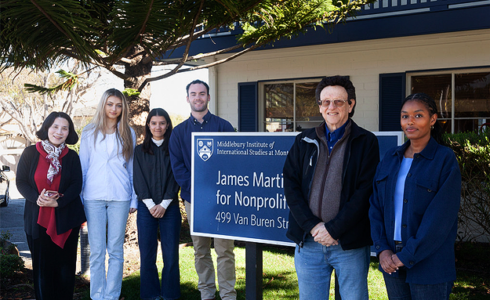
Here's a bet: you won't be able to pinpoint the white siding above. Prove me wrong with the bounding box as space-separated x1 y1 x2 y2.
209 29 490 132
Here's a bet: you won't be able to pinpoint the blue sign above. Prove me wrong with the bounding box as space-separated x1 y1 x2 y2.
191 131 403 246
192 133 297 246
373 132 405 160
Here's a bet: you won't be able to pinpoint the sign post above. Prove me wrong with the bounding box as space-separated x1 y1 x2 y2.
245 242 263 300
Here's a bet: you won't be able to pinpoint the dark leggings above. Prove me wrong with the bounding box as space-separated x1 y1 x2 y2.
26 225 80 300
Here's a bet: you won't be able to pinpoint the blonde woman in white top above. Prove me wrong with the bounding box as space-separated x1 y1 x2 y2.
79 88 137 300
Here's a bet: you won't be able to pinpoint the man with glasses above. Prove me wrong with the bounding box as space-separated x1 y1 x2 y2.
283 75 380 299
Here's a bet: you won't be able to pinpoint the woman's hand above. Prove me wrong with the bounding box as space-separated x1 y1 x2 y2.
129 208 137 214
36 189 59 207
379 250 398 274
391 254 405 268
150 205 166 218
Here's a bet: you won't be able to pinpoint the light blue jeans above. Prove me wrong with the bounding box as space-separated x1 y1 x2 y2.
295 236 370 300
84 200 130 300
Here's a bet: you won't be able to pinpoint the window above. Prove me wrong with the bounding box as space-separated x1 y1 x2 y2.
260 80 323 132
409 70 490 133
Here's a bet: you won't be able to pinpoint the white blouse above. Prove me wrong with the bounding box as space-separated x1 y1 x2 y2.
79 124 137 208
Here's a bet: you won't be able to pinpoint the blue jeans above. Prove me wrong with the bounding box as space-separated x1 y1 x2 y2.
295 237 370 300
383 270 453 300
137 201 181 300
84 200 130 300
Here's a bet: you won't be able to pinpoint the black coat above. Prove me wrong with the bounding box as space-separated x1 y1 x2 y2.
133 142 180 205
16 145 86 239
283 121 380 250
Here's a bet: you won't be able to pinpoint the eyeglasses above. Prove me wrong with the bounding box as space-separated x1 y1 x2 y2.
319 99 348 107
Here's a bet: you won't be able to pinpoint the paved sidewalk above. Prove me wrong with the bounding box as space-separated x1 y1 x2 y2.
0 196 32 268
0 181 87 274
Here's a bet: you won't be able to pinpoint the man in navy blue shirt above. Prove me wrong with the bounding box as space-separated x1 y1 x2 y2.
169 80 236 300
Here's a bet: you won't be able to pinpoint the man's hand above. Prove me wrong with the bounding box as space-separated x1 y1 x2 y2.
311 222 339 247
379 250 398 274
150 205 166 218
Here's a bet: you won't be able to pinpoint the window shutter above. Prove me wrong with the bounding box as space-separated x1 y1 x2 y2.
238 82 258 132
379 73 406 131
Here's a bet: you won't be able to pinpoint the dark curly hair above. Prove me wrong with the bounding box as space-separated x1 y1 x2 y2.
315 75 356 118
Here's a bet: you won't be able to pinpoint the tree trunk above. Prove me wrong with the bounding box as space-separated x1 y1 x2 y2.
122 46 152 244
124 45 152 143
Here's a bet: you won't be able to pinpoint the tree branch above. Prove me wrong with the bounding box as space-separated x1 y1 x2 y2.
0 100 37 143
147 43 259 83
136 0 154 42
138 0 205 92
153 44 243 66
0 116 13 128
30 0 73 44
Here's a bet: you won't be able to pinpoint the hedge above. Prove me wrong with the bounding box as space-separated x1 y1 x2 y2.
444 129 490 242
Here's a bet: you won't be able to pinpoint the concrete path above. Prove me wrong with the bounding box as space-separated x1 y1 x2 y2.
0 196 32 267
0 182 86 274
0 177 30 264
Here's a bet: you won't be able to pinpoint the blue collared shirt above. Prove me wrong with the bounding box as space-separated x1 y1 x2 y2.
169 111 234 202
325 120 349 152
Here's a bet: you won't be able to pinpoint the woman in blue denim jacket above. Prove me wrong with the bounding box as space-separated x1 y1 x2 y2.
369 93 461 300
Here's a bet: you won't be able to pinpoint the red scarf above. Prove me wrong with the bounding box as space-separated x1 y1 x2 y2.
35 142 71 248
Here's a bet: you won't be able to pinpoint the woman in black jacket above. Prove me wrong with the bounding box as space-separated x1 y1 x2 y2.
133 108 181 300
16 112 86 300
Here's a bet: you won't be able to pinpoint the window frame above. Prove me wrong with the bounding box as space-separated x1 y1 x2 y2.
407 67 490 133
258 77 323 132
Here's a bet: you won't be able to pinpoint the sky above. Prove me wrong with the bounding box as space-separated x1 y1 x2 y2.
89 65 209 118
150 66 209 116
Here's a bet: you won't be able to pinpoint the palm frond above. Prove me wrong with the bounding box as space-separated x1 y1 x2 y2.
24 69 78 95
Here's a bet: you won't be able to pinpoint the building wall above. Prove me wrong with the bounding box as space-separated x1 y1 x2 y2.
210 28 490 131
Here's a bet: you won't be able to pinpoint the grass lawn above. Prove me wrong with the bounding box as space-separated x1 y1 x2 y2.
81 244 489 300
98 245 387 299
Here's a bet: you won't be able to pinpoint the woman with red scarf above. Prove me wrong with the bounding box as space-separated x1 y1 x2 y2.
17 112 86 300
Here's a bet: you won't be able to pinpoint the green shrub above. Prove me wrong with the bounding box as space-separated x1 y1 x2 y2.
445 129 490 242
0 254 25 279
0 231 25 283
444 128 490 147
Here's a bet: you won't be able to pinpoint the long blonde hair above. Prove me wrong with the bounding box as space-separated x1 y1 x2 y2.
89 88 133 161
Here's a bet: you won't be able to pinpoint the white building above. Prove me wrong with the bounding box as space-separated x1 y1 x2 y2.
165 0 490 134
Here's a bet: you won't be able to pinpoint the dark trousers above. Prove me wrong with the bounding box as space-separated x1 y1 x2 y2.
26 225 80 300
383 272 453 300
383 243 453 300
137 201 182 300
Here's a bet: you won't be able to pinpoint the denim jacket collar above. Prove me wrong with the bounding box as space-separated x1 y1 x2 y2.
393 137 438 160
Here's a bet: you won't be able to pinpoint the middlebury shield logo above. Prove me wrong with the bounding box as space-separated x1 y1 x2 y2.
197 139 213 161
